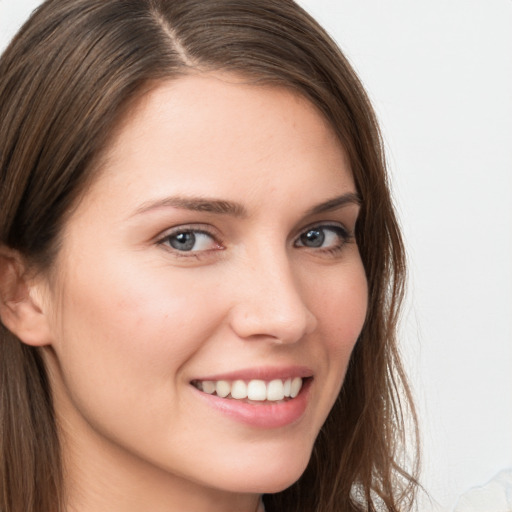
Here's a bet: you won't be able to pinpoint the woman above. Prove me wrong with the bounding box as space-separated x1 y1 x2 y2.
0 1 419 511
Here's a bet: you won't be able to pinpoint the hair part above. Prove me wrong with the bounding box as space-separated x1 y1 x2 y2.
0 1 419 511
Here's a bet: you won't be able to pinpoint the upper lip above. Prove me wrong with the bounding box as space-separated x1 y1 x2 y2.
191 366 313 382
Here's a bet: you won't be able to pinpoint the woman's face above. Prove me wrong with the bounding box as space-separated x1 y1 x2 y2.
40 74 368 505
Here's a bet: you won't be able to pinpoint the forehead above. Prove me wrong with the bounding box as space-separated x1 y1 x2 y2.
78 73 354 218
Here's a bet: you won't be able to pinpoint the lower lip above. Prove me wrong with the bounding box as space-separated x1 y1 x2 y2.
192 379 312 429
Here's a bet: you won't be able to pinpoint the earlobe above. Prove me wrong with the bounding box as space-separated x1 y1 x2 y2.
0 247 53 347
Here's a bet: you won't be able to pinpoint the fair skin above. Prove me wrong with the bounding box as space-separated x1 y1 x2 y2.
8 74 368 512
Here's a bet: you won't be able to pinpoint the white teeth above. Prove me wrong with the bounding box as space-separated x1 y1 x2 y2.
283 378 292 397
290 377 302 398
194 377 304 402
247 380 267 401
202 381 216 394
267 379 285 401
231 380 247 399
215 380 231 398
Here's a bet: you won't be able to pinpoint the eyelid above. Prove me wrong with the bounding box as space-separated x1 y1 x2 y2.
156 223 213 240
295 221 352 239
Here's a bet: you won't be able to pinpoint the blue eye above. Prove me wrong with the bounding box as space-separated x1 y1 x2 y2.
164 230 218 252
295 225 349 251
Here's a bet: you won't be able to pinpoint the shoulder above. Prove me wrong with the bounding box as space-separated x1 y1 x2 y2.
453 469 512 512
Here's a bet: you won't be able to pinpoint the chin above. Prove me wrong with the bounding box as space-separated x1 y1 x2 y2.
215 448 311 495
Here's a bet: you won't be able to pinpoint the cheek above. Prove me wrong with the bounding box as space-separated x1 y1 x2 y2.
313 263 368 347
50 254 223 409
308 261 368 400
45 256 233 463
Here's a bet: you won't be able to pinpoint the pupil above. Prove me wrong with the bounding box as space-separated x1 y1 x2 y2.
170 232 196 251
302 229 324 247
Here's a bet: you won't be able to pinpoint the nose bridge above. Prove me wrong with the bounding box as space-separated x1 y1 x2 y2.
229 243 317 343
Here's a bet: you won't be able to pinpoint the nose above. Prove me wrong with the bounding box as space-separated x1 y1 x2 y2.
228 251 318 344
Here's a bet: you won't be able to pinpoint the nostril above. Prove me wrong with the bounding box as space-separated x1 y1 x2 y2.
228 299 317 344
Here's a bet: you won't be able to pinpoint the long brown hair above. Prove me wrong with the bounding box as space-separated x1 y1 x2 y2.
0 1 419 511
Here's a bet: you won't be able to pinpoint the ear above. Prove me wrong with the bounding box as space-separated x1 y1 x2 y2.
0 247 53 347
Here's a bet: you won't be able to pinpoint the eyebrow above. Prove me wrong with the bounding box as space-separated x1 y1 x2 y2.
133 196 248 218
132 192 361 218
304 192 361 216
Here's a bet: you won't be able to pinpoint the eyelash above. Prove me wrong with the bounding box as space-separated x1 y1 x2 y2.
157 223 353 259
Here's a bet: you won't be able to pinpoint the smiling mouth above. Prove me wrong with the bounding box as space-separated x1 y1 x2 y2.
191 377 307 402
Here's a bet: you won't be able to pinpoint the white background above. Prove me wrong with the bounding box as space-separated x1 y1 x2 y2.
1 1 511 511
